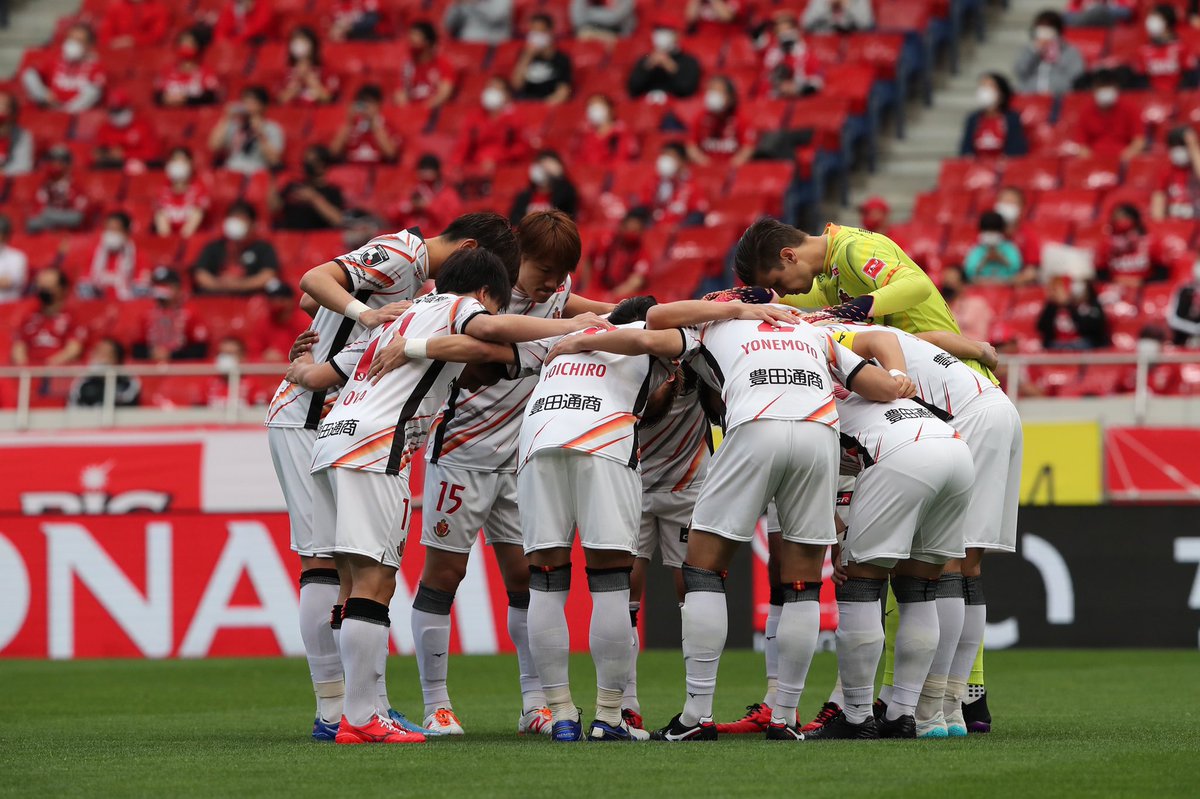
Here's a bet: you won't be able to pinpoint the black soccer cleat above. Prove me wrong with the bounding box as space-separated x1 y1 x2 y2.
963 689 992 733
878 713 917 739
802 710 880 741
764 721 804 741
650 713 717 742
872 698 887 722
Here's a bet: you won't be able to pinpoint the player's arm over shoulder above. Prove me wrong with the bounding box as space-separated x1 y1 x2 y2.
547 327 690 362
835 329 908 374
915 330 998 369
286 354 345 392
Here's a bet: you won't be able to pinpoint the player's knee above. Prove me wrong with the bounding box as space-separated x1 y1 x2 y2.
681 563 726 594
528 562 571 593
585 565 632 593
413 582 456 616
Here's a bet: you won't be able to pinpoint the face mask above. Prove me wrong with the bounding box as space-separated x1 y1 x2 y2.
1033 25 1056 43
1095 87 1118 108
1145 15 1167 39
1170 147 1190 167
979 231 1004 246
778 30 799 45
166 159 192 182
101 229 125 251
289 38 312 59
651 29 677 52
994 201 1021 225
215 353 240 374
223 216 249 241
704 90 726 113
62 39 86 62
620 230 641 246
976 85 999 109
656 153 679 179
1112 218 1135 234
178 43 198 60
109 109 133 128
586 103 609 127
37 289 56 306
527 31 552 50
481 87 505 111
529 163 548 186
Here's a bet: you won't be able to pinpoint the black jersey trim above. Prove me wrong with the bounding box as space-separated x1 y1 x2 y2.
305 287 372 430
628 356 656 468
385 360 447 475
843 359 868 392
428 378 462 465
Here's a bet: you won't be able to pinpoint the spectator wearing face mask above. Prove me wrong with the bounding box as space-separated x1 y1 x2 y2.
993 186 1042 267
1013 10 1084 96
453 77 528 173
272 145 346 230
69 337 142 408
627 17 702 101
156 29 220 107
1038 278 1109 351
802 0 873 34
80 212 149 301
443 0 513 46
509 151 578 223
1167 259 1200 345
0 91 34 176
571 0 636 43
329 0 385 42
1136 5 1198 93
1072 70 1144 161
93 90 164 172
278 27 340 106
154 148 209 238
857 196 890 234
686 75 755 166
387 154 463 233
396 21 457 109
1152 127 1200 222
134 267 210 362
11 267 85 367
1064 0 1135 27
685 0 748 37
960 72 1028 159
207 335 270 408
213 0 274 44
252 280 311 362
208 86 285 174
963 211 1032 285
1097 203 1163 288
0 215 27 303
330 84 399 164
639 142 708 227
190 202 280 295
21 23 106 113
511 13 573 104
581 207 654 299
758 11 824 98
574 93 638 166
27 146 90 233
98 0 170 50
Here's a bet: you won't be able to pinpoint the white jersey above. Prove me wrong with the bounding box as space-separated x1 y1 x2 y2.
265 228 430 430
689 309 868 431
638 370 711 494
427 277 573 473
835 389 960 470
311 292 488 475
517 321 677 470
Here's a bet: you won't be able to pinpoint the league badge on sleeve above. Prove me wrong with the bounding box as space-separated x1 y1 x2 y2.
360 244 390 267
862 258 887 279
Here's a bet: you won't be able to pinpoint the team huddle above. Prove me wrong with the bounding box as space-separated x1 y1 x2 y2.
265 209 1021 744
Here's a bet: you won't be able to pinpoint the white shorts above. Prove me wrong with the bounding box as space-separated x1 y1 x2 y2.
311 467 412 569
843 438 974 567
693 420 838 546
638 485 699 568
953 400 1023 552
268 426 319 557
766 474 856 535
420 462 523 554
518 449 641 554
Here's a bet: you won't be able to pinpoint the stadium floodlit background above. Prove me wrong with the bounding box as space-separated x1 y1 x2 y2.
0 0 1198 796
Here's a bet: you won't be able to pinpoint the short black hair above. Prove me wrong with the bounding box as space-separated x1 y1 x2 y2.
1167 126 1190 148
733 218 807 286
530 12 554 29
107 210 132 231
289 26 322 65
440 212 520 284
1151 3 1178 30
434 247 513 310
979 211 1006 233
168 145 192 161
661 141 687 161
99 336 126 364
1111 202 1145 233
1032 10 1063 34
982 72 1014 111
609 295 658 325
411 20 438 45
242 85 270 106
1093 68 1121 88
417 153 442 172
355 84 383 104
227 199 257 221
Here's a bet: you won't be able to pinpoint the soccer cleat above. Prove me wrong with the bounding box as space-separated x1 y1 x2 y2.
715 703 772 734
800 701 842 733
916 712 949 739
802 711 879 741
944 706 968 737
551 718 584 742
588 719 650 741
650 713 717 742
423 707 465 736
963 690 992 733
518 707 553 736
764 721 804 741
872 699 887 722
335 714 426 745
312 717 339 742
388 708 439 736
622 708 644 731
878 713 917 739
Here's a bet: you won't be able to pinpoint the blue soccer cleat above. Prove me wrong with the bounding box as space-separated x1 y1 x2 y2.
312 717 339 742
551 718 584 742
588 719 649 741
388 708 442 736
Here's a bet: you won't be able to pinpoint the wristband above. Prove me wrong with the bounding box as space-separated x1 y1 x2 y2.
403 338 429 360
344 299 369 322
889 369 907 379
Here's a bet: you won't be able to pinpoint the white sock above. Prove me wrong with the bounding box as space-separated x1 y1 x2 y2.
834 580 885 725
918 673 948 724
588 570 633 726
680 573 727 726
879 684 894 705
375 643 392 716
945 674 968 716
951 607 986 698
298 576 343 722
507 599 546 712
340 601 390 727
888 579 940 721
529 567 572 722
624 602 641 713
411 607 452 715
828 675 844 708
774 589 821 726
926 575 965 721
763 602 782 707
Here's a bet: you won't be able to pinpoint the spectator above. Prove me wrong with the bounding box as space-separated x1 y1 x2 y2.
509 150 578 222
574 93 638 166
208 86 284 175
69 338 141 408
640 142 708 226
686 0 747 36
134 266 210 361
397 21 456 109
583 208 653 298
156 29 220 107
27 146 89 233
1037 278 1109 350
80 211 149 301
1064 0 1135 27
802 0 874 34
1097 203 1162 287
154 148 209 238
213 0 273 44
758 11 824 98
443 0 513 45
627 17 702 101
453 77 528 173
858 196 890 234
993 186 1043 267
0 91 34 176
21 23 105 113
329 0 385 41
0 215 28 303
388 154 463 234
1013 10 1085 96
98 0 170 49
1167 259 1200 345
963 211 1032 284
960 73 1028 160
1152 127 1200 221
1071 70 1145 161
93 90 164 171
272 145 346 230
572 0 636 42
330 85 399 164
11 267 85 366
252 280 310 362
686 75 755 166
940 269 995 342
191 201 280 295
207 335 270 408
1136 5 1198 93
511 13 573 104
278 27 340 106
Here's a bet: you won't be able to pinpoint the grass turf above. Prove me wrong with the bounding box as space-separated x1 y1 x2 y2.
3 650 1199 798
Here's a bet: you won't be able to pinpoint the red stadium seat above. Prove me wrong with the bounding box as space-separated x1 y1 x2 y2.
913 190 977 227
1147 220 1197 265
942 221 978 270
1012 94 1055 133
847 32 905 80
874 0 934 33
1032 189 1101 225
1062 28 1110 68
1123 154 1166 190
938 158 999 192
806 34 846 68
728 161 794 217
1001 156 1062 193
1062 156 1121 191
822 64 876 115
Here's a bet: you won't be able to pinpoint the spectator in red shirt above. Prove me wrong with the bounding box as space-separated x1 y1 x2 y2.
388 153 463 234
758 11 823 98
79 211 150 301
627 17 702 101
453 77 528 173
0 91 35 176
685 0 748 37
1136 5 1198 93
329 0 385 41
98 0 170 50
27 146 90 233
278 27 340 106
207 335 270 408
1152 126 1200 221
686 75 756 166
858 196 890 234
156 29 220 108
253 280 310 362
133 266 210 362
1064 0 1135 27
154 147 210 238
959 72 1028 160
330 84 399 164
93 90 164 172
509 150 579 223
21 23 105 113
1098 203 1163 287
396 21 456 109
11 267 85 366
582 208 654 299
573 93 638 166
1072 70 1145 162
213 0 274 45
640 142 709 227
993 186 1043 266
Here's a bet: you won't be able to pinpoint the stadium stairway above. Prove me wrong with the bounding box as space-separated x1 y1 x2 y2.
843 0 1048 222
0 0 82 77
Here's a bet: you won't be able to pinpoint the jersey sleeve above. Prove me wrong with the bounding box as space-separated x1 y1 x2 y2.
841 238 933 317
333 232 426 292
824 332 869 388
329 332 372 380
511 336 556 378
449 296 489 334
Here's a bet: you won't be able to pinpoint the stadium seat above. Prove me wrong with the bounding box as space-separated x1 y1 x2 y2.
1032 188 1101 225
1062 156 1121 191
1123 155 1165 190
1002 156 1062 193
938 158 999 192
1062 28 1110 68
913 190 977 226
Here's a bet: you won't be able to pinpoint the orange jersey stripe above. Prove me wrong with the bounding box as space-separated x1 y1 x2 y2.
332 426 396 468
438 401 526 457
560 413 635 450
672 443 708 493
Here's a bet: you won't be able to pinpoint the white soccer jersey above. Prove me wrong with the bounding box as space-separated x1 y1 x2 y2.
311 292 488 475
517 321 679 470
638 371 711 494
689 309 868 431
835 389 961 470
265 228 430 430
426 277 573 473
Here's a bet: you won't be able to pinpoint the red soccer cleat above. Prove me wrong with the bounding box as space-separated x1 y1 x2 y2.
801 702 842 733
622 708 644 731
335 714 427 745
715 703 772 734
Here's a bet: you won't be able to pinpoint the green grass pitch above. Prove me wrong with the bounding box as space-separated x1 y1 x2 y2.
3 650 1199 798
